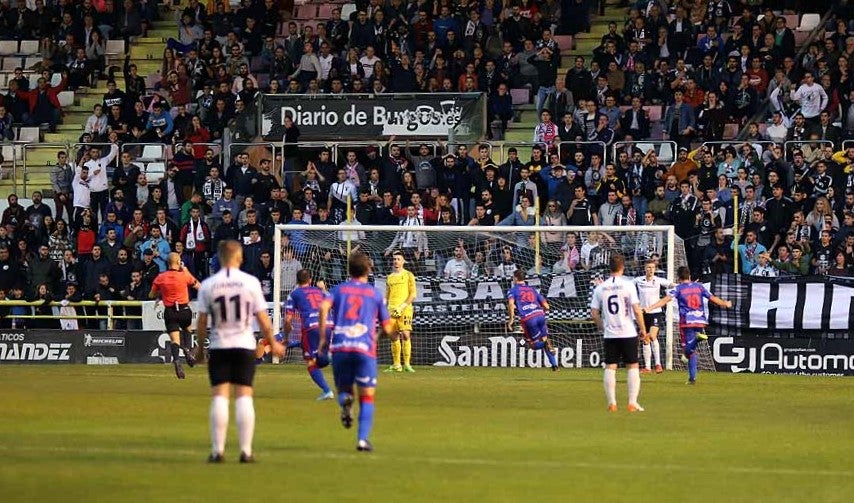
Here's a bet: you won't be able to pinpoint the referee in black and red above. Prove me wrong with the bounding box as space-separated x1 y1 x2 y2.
150 252 201 379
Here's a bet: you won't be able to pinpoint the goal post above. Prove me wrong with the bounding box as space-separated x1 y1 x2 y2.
271 224 706 371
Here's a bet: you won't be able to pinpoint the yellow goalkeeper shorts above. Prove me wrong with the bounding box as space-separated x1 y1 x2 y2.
390 309 413 332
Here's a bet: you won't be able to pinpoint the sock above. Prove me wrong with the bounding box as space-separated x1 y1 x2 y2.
209 395 229 456
234 396 255 456
308 366 330 393
338 391 352 409
543 347 557 367
642 343 652 369
603 368 617 405
627 367 640 405
357 394 375 442
402 338 412 366
688 353 698 381
391 339 401 367
685 332 699 354
651 339 661 366
170 342 181 361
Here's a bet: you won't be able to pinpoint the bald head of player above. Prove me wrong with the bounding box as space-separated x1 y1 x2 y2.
167 252 182 270
218 240 244 268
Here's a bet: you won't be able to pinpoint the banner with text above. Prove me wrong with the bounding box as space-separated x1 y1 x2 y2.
708 274 854 337
0 330 184 365
706 274 854 376
376 272 591 326
260 93 484 140
710 335 854 376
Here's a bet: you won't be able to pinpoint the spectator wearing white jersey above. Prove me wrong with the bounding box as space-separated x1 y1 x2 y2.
71 166 93 223
81 142 119 222
750 252 779 277
443 242 472 278
790 72 828 126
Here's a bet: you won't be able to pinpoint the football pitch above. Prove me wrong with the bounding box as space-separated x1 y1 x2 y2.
1 365 852 502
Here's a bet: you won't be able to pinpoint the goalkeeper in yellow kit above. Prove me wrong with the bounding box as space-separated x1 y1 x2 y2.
385 250 417 373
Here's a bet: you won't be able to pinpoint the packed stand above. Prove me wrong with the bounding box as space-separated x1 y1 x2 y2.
0 0 851 328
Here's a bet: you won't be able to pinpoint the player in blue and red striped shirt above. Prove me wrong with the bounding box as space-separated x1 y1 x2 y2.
283 269 334 401
643 266 733 384
319 252 392 452
506 270 559 370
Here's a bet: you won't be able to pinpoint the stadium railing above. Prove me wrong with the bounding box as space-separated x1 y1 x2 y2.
0 300 143 329
611 140 678 165
20 143 69 197
783 140 835 160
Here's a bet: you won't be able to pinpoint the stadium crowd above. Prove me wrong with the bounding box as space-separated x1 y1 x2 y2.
0 0 852 327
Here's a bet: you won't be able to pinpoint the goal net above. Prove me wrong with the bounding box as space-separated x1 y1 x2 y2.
271 224 714 372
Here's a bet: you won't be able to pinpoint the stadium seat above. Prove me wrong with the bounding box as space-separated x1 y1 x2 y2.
10 144 23 160
795 31 811 47
50 72 62 86
783 14 799 30
1 57 20 71
145 162 166 182
293 4 316 19
510 88 529 105
17 40 38 55
723 123 740 139
318 4 336 19
0 41 16 56
16 127 40 143
797 14 821 32
23 57 40 69
340 3 356 21
658 142 674 163
105 40 126 56
1 145 15 162
145 73 160 89
553 35 573 50
139 144 165 162
57 91 74 107
644 105 662 123
636 142 654 154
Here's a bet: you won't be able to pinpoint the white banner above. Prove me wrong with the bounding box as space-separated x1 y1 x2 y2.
141 301 276 332
748 282 854 330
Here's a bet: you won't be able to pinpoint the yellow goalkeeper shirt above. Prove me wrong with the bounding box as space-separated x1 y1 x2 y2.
386 269 416 310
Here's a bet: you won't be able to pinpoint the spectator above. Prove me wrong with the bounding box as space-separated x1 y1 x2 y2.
15 71 68 132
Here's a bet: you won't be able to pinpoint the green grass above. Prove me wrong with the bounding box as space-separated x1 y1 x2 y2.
1 365 852 502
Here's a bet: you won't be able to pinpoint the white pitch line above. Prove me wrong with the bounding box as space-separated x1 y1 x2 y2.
0 444 851 479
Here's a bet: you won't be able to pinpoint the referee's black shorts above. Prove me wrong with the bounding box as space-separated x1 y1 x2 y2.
163 304 192 332
604 337 640 365
643 312 665 331
208 349 257 387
